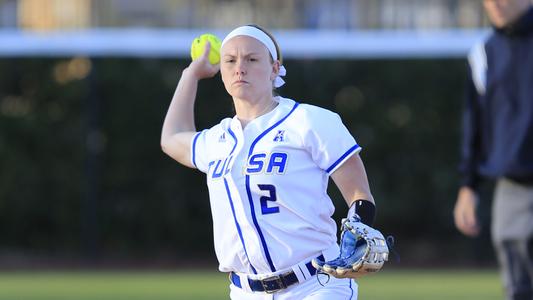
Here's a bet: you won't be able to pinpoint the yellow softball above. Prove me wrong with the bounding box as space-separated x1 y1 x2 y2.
190 33 221 65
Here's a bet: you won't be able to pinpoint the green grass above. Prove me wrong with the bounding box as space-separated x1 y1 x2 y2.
0 269 503 300
357 269 504 300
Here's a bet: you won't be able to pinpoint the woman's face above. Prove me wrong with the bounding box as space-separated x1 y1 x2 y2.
220 36 279 101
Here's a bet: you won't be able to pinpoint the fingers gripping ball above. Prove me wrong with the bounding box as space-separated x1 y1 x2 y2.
312 217 389 279
190 33 221 65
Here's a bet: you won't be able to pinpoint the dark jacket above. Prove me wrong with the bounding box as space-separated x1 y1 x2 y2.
460 7 533 188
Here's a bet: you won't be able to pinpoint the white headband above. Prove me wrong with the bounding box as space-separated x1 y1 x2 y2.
221 25 286 88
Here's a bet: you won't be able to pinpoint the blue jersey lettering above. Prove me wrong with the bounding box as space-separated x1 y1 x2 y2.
208 156 233 179
246 153 266 173
267 152 287 174
258 184 279 214
246 152 288 174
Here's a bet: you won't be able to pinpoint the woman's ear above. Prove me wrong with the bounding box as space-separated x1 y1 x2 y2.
270 60 280 81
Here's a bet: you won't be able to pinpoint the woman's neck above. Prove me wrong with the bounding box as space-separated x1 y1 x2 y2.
234 95 278 128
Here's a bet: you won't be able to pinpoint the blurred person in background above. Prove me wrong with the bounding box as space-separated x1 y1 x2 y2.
453 0 533 299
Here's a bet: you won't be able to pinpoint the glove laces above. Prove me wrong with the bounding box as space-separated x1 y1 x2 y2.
386 235 401 263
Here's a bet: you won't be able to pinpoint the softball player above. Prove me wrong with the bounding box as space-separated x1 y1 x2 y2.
161 25 381 299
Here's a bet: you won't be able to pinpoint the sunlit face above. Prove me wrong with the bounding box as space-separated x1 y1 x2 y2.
220 36 279 101
483 0 531 28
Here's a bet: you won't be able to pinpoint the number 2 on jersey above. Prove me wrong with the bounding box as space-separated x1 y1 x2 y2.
258 184 279 215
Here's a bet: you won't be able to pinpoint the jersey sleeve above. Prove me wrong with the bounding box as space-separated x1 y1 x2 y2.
190 129 210 173
303 108 361 175
190 119 232 174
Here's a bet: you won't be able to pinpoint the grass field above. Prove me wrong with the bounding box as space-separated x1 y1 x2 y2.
0 269 503 300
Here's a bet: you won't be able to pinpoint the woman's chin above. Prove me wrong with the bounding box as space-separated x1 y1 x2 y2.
230 90 253 100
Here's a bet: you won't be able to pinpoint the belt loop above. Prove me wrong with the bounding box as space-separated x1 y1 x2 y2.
291 265 307 282
299 260 313 279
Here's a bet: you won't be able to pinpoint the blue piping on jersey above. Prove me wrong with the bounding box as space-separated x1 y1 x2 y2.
230 272 242 288
191 131 203 168
349 279 354 299
224 178 258 274
325 144 361 174
245 101 300 272
224 127 258 274
247 102 300 157
227 127 238 155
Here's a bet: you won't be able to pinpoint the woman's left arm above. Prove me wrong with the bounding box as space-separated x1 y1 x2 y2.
314 153 389 278
330 154 374 208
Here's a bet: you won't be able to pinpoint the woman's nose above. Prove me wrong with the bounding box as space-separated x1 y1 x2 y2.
235 61 246 75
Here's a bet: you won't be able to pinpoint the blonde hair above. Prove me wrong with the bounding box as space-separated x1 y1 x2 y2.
246 24 283 65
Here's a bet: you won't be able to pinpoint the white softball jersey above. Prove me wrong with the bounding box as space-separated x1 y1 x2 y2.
191 97 361 275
